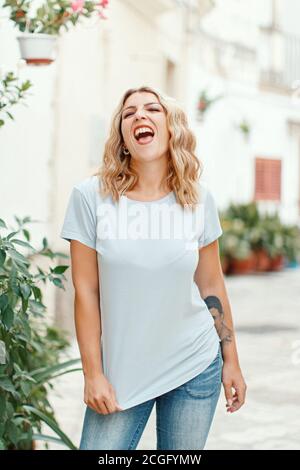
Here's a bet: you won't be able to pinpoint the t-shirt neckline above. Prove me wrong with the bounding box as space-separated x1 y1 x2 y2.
121 191 174 204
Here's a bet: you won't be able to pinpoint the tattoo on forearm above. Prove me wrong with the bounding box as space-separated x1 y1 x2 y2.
203 295 233 346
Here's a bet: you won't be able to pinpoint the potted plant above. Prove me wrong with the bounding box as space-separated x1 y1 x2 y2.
264 216 285 271
230 238 256 275
249 215 286 271
235 118 251 141
219 219 256 275
196 89 222 121
0 70 32 128
3 0 110 65
0 216 81 449
224 202 271 272
248 220 270 271
281 223 300 268
220 200 300 274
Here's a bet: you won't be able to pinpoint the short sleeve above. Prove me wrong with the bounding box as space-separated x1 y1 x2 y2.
198 187 223 248
60 186 96 250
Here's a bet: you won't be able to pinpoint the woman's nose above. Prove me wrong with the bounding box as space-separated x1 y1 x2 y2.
135 109 146 119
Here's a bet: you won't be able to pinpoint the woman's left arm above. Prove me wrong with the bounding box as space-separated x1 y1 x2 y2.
194 239 247 413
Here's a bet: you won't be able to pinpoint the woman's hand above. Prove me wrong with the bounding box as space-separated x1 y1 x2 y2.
84 373 123 415
222 361 247 413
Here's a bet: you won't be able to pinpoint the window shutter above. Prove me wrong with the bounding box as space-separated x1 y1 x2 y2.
254 157 281 201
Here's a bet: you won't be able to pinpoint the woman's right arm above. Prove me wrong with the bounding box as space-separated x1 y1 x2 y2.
70 239 123 414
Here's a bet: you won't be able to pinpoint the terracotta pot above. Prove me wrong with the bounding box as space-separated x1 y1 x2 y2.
221 256 230 274
267 254 284 271
254 248 271 271
17 33 57 65
230 254 256 274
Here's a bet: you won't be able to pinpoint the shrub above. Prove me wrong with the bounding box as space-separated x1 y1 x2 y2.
0 216 80 449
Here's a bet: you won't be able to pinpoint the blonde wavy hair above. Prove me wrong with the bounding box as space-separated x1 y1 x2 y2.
92 85 204 209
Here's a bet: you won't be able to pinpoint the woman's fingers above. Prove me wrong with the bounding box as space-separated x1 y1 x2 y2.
110 387 123 412
226 385 246 412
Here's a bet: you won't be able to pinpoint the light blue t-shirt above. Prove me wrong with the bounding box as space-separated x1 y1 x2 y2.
60 175 223 411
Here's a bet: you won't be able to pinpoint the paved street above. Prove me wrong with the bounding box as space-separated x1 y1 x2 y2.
36 267 300 450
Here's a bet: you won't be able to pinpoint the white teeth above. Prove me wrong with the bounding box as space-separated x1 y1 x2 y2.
134 126 154 138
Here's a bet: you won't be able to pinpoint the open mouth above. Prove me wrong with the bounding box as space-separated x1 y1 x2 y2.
133 127 155 145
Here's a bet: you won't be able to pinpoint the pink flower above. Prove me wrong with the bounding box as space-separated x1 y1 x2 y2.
71 0 85 13
98 0 109 8
98 9 108 19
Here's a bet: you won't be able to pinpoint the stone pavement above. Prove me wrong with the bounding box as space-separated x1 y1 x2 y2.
36 267 300 450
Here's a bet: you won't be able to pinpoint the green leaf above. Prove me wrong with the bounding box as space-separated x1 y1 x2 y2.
46 367 82 381
7 248 29 265
0 293 8 311
6 111 14 120
6 421 19 447
52 277 63 288
20 381 32 397
0 219 7 228
18 316 31 340
21 296 29 314
0 250 6 267
11 239 36 251
0 377 16 393
6 402 14 419
29 358 81 382
22 229 30 241
2 305 14 329
20 283 31 299
21 80 32 91
32 433 66 445
6 231 19 240
13 364 37 384
0 398 5 418
28 298 46 315
52 265 69 275
11 259 30 277
31 286 41 301
23 405 77 450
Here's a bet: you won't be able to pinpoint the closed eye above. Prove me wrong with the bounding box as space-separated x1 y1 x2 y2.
123 107 161 118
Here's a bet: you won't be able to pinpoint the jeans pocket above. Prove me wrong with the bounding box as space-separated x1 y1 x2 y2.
184 346 222 399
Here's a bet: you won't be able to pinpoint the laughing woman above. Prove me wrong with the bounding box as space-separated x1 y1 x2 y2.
60 85 247 450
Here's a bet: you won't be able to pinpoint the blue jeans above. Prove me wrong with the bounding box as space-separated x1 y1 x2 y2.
79 344 223 450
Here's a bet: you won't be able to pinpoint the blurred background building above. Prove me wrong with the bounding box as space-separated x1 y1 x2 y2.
1 0 300 332
1 0 300 451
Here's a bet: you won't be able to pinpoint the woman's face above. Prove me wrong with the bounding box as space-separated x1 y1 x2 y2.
120 92 170 163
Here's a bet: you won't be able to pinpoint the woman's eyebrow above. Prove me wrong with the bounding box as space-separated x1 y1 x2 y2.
122 102 161 112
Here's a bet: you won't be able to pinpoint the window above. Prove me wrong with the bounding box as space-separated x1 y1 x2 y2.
254 157 281 201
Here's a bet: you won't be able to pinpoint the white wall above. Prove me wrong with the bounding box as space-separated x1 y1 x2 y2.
190 0 300 223
1 0 300 332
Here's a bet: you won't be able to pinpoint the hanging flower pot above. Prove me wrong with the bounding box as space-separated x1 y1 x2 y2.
17 33 57 65
196 89 222 122
4 1 110 66
235 118 251 142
